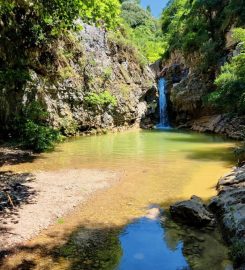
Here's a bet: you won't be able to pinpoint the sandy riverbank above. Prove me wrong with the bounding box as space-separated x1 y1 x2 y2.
0 148 119 251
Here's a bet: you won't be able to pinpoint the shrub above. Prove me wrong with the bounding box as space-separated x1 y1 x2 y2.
79 0 121 30
84 91 117 108
161 0 245 68
60 117 79 136
207 28 245 114
234 144 245 165
102 67 113 81
13 101 62 152
21 120 61 152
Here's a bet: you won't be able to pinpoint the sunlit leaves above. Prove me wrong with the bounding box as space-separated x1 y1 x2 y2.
208 28 245 113
120 0 165 63
79 0 121 30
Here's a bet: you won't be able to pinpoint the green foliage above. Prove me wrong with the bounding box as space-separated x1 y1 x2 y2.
234 139 245 165
22 101 49 123
16 102 62 152
107 29 148 67
0 69 31 89
161 0 245 67
0 0 81 100
59 66 77 80
84 91 117 108
102 67 113 81
60 117 79 136
79 0 121 30
0 0 122 92
120 0 165 63
121 1 154 28
22 120 61 152
0 0 124 146
208 28 245 114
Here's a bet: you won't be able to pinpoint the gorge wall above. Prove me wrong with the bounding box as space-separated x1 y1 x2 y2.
155 0 245 140
0 22 157 138
157 44 245 140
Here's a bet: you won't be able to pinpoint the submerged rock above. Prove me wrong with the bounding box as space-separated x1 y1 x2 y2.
170 196 215 227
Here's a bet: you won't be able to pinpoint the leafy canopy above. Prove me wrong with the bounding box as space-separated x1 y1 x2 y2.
208 28 245 114
79 0 121 30
120 0 165 63
161 0 245 68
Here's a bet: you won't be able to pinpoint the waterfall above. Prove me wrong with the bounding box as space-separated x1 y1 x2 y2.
156 77 169 129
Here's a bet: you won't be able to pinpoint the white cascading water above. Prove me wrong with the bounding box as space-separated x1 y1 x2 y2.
156 77 170 129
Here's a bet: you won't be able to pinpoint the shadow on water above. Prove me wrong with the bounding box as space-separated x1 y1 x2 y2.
151 128 236 165
184 147 236 165
165 135 229 144
0 225 123 270
0 150 38 168
154 130 233 144
161 212 232 270
0 208 232 270
0 130 236 269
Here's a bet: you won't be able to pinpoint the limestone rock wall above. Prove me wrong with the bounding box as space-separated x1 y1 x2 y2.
190 115 245 140
0 23 157 135
161 44 244 139
209 166 245 268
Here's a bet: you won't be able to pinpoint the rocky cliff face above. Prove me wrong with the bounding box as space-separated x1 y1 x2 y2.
0 23 157 136
210 166 245 269
160 51 213 125
160 47 245 139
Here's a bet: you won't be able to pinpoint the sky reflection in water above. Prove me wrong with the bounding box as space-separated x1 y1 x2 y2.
117 216 189 270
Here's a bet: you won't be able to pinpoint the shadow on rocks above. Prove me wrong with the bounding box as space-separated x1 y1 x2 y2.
0 171 37 219
0 149 36 167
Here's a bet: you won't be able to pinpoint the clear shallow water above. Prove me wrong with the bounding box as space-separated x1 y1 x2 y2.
10 129 235 200
4 129 236 270
116 209 232 270
117 216 188 270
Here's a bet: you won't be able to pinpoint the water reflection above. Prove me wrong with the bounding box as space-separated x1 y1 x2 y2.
1 130 236 269
115 209 232 270
117 216 188 270
162 214 232 270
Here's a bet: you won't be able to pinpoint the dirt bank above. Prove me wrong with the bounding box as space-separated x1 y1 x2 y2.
0 147 119 251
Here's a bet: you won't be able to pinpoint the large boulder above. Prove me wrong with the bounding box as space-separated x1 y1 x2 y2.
209 166 245 268
209 166 245 241
170 196 215 227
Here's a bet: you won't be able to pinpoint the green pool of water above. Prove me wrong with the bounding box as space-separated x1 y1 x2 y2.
7 129 236 269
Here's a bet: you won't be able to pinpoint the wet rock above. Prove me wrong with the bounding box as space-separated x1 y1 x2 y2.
209 166 245 243
165 63 210 124
209 166 245 268
190 114 245 140
170 196 215 227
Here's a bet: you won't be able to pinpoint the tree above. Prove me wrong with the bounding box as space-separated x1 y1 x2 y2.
146 5 152 14
79 0 121 30
208 28 245 114
120 0 165 62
